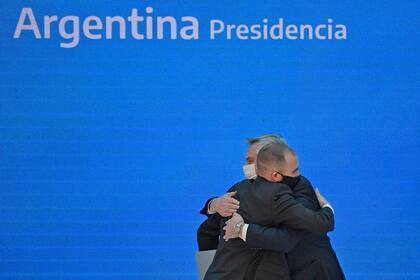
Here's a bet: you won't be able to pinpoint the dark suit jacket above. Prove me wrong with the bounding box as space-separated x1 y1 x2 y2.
203 177 334 280
246 177 346 280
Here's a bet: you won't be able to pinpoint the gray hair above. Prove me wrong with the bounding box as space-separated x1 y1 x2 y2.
247 134 287 155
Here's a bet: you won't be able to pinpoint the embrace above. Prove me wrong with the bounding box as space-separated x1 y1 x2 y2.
197 134 345 280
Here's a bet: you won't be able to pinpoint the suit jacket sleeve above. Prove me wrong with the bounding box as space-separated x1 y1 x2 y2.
245 178 317 252
197 214 222 251
199 197 217 216
270 184 334 235
246 223 303 252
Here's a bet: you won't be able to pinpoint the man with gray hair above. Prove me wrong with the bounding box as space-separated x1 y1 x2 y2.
197 134 286 250
203 142 335 280
197 134 345 279
242 134 287 181
199 134 286 220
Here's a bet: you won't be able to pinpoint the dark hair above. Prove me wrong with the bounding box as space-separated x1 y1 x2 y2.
256 142 295 174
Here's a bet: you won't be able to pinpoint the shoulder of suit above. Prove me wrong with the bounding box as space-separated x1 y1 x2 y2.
298 175 315 188
294 176 316 195
258 180 292 193
229 179 252 191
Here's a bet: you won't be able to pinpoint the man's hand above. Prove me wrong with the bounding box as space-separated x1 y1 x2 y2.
223 213 244 241
315 188 329 207
209 191 240 217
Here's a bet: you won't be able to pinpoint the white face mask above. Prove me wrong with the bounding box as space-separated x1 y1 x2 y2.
243 163 257 180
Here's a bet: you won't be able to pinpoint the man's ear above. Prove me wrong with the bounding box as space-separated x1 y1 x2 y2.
272 172 283 182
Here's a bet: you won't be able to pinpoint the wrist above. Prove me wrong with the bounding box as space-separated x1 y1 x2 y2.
208 198 218 214
234 221 244 234
239 223 244 235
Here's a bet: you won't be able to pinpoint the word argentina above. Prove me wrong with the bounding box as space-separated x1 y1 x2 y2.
14 7 348 48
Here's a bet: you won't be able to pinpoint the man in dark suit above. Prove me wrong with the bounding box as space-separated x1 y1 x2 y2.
224 176 345 280
197 134 345 279
197 134 286 251
203 143 335 280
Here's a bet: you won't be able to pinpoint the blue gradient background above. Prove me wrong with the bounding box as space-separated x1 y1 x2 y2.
0 1 419 279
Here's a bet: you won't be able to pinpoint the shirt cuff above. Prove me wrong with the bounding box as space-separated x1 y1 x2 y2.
322 203 334 214
240 223 249 241
207 198 217 214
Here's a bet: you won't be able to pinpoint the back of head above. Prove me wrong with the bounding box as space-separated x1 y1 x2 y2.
256 142 293 177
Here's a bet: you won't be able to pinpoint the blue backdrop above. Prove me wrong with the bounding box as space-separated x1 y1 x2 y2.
0 1 419 279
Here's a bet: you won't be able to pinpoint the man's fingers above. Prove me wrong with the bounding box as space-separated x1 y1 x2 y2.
218 198 239 213
222 203 239 213
227 197 240 205
225 191 237 197
226 209 237 216
220 202 240 216
228 205 239 211
213 193 240 217
225 219 233 225
222 200 239 209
